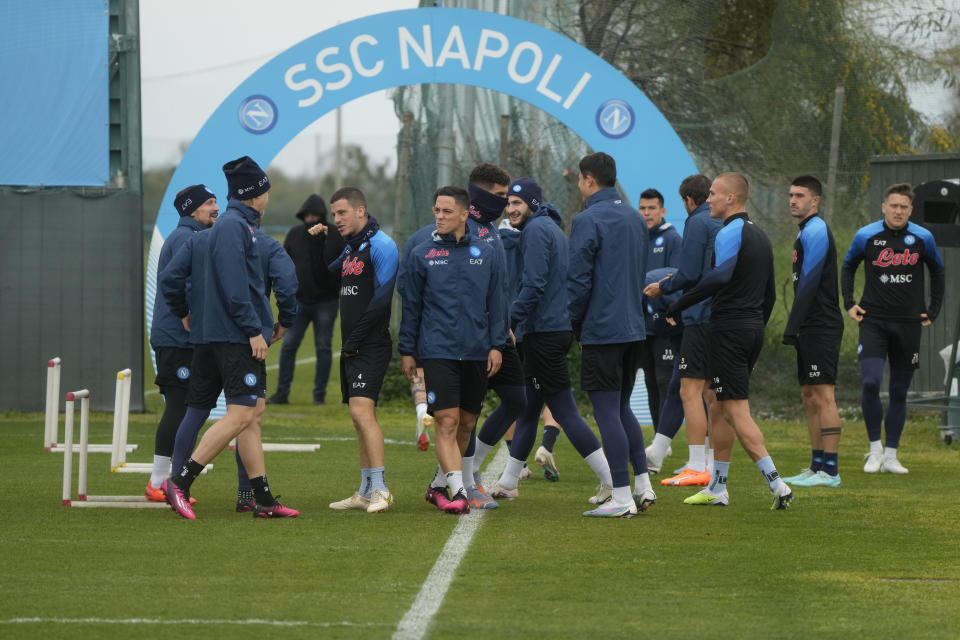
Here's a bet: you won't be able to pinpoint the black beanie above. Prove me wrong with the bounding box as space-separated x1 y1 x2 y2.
296 194 327 220
174 184 215 217
222 156 270 201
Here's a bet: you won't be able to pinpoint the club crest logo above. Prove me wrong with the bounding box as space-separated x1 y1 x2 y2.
238 95 277 134
244 373 258 387
469 246 482 258
596 99 634 139
176 366 190 380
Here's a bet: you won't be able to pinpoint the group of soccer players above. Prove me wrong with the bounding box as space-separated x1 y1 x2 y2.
149 149 945 520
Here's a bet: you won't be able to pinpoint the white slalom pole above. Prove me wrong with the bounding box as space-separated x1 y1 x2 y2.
118 369 132 466
62 394 75 506
78 393 91 500
45 357 61 450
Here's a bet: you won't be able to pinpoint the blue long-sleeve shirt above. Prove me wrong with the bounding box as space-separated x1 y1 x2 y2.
783 214 844 342
567 187 647 345
511 204 571 341
658 202 720 326
330 228 398 352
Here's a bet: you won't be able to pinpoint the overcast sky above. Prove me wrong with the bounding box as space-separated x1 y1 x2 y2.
140 1 956 177
140 0 418 176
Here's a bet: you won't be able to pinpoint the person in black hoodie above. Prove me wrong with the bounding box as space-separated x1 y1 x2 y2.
267 194 345 404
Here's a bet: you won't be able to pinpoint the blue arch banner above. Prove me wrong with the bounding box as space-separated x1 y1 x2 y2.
146 7 698 400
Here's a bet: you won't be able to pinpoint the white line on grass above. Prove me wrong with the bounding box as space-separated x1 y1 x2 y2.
0 617 390 628
145 355 328 396
392 444 509 640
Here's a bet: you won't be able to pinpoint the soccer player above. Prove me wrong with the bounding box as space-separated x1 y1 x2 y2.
161 155 298 519
666 173 793 509
781 176 846 488
637 188 682 431
399 186 507 515
146 185 218 502
322 188 400 514
841 182 945 474
643 174 722 484
486 177 618 506
568 152 650 518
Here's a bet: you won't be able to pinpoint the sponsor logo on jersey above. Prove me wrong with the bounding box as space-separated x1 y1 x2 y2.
477 226 490 238
792 249 798 263
428 259 449 266
872 247 919 268
342 256 364 276
879 273 913 284
341 285 359 296
425 248 450 258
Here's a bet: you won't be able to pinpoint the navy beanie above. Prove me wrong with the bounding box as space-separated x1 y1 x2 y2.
174 184 215 217
508 177 542 211
222 156 270 200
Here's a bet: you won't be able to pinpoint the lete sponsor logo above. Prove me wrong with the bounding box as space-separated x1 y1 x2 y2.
872 248 919 268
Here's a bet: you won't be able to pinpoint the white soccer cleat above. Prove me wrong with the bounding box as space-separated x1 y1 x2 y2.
534 446 559 481
329 492 371 510
644 445 664 475
587 484 612 505
880 457 909 474
633 488 657 511
489 483 519 500
863 452 883 474
366 489 394 513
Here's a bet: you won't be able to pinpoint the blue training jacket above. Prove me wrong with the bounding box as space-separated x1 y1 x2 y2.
511 203 571 341
398 229 508 361
657 201 720 326
255 228 299 340
568 187 648 345
646 220 682 271
159 229 211 345
396 222 435 301
644 267 682 337
150 216 208 349
200 199 270 344
499 223 523 308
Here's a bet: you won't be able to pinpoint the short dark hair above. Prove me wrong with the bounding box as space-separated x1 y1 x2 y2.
639 188 664 206
468 163 511 190
435 185 471 211
329 187 367 210
579 152 616 188
678 174 711 206
883 182 914 202
791 175 822 197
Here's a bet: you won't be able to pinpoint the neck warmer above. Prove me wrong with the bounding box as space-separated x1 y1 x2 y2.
468 184 508 224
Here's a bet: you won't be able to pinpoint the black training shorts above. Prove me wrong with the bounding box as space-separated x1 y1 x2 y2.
340 341 392 404
154 346 194 390
795 332 842 385
185 344 222 410
422 359 489 415
858 317 921 370
580 341 644 393
520 331 573 396
708 326 764 401
489 342 525 388
210 341 267 404
678 324 711 380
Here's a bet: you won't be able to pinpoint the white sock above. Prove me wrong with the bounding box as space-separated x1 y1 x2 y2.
150 455 171 487
869 440 882 455
416 403 428 422
462 455 475 489
445 470 464 496
473 439 494 471
688 444 706 472
584 448 613 488
883 446 898 460
431 464 447 488
648 433 672 458
635 472 652 494
612 486 632 505
498 457 525 489
707 449 715 475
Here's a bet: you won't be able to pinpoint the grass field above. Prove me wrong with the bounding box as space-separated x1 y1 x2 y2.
2 354 959 640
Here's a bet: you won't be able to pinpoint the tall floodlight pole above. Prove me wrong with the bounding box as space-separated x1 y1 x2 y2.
436 83 455 186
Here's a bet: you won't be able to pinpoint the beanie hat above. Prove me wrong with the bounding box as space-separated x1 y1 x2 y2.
174 184 215 217
296 194 327 220
508 177 542 211
222 156 270 200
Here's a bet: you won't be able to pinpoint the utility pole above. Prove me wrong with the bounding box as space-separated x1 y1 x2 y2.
335 106 343 187
824 86 844 224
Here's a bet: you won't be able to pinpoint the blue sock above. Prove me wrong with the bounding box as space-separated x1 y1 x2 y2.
171 407 210 473
588 390 630 488
859 358 885 443
823 451 839 476
619 392 648 474
541 425 561 452
810 449 824 473
709 460 730 495
754 456 781 492
235 446 251 491
884 368 914 449
360 468 373 498
368 466 387 493
543 389 602 458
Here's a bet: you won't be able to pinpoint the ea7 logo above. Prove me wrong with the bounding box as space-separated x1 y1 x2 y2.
469 258 484 265
873 239 887 246
342 257 364 276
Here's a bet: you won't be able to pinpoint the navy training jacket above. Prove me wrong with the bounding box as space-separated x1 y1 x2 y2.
511 204 571 341
150 216 208 349
255 228 299 341
657 202 720 326
646 220 682 271
159 229 211 345
567 187 648 345
398 229 508 361
644 267 682 337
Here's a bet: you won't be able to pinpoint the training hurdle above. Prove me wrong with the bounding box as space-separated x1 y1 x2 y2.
229 438 322 453
44 358 138 456
61 389 166 509
110 368 150 472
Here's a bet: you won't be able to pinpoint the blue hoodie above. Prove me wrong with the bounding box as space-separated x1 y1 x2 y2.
567 187 648 345
511 204 571 341
657 201 720 326
159 229 212 345
200 199 270 344
150 216 208 349
398 229 508 361
647 220 682 271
